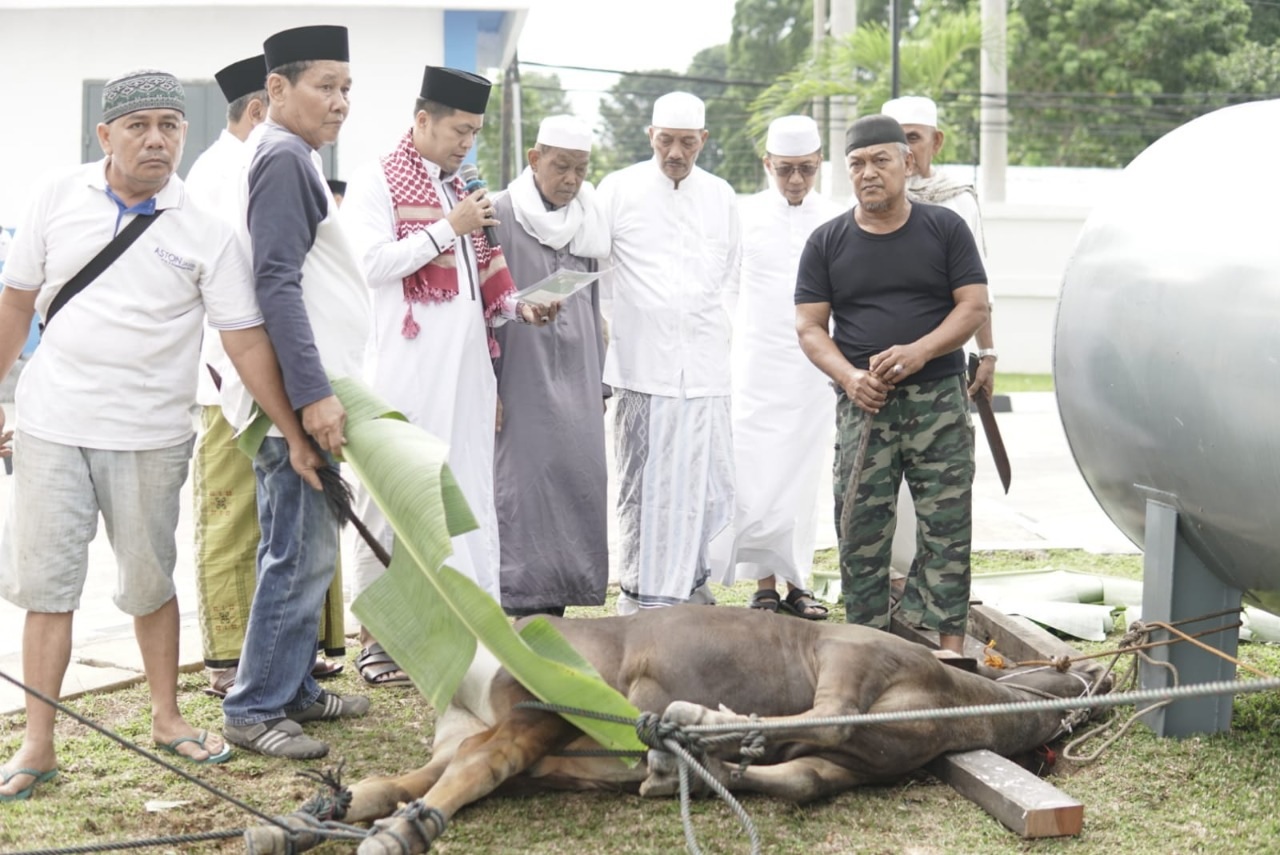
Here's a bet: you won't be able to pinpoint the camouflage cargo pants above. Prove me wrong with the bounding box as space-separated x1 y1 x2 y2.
833 374 974 636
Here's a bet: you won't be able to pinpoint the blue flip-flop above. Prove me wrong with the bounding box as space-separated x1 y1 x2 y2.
155 729 233 765
0 767 59 802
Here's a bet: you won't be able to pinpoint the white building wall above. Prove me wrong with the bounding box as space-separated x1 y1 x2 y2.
983 204 1090 374
0 5 448 225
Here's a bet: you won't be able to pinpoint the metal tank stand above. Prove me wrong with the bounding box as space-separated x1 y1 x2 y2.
1139 496 1241 737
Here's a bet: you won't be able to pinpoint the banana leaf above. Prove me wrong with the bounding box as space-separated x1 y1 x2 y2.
332 377 644 755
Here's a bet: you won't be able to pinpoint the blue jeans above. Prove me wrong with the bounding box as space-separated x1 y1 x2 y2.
223 437 337 726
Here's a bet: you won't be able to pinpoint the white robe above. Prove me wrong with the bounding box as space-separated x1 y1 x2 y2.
710 187 844 589
341 156 501 601
597 158 740 609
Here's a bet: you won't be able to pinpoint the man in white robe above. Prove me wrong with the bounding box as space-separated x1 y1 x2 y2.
709 116 842 619
342 66 545 686
598 92 740 613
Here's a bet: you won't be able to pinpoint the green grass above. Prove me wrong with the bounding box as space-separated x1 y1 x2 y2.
995 372 1054 393
4 548 1279 854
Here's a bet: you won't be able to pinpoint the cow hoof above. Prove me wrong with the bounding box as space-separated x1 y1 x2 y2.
357 801 446 855
639 749 679 798
662 700 709 727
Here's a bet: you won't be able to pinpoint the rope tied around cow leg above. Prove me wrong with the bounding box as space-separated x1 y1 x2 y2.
368 801 448 854
636 711 710 756
295 762 353 821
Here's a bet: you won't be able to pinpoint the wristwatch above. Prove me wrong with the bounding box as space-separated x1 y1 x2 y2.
976 348 999 361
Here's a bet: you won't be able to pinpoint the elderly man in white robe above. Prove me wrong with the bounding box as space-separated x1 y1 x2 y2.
491 115 611 616
598 92 741 614
710 116 842 620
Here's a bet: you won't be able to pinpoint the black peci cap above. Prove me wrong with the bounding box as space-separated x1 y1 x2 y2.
420 66 492 114
264 25 349 72
215 54 267 102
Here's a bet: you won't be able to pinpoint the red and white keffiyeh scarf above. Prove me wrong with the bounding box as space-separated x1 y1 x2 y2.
380 130 516 353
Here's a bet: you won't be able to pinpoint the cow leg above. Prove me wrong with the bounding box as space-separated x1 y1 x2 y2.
356 710 574 855
340 701 486 825
728 755 864 803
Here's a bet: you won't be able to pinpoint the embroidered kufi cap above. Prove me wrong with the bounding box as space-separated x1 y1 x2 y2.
845 114 908 154
881 95 938 128
264 25 350 72
215 55 267 103
420 66 492 114
766 115 821 156
536 114 593 151
101 69 185 124
651 92 705 130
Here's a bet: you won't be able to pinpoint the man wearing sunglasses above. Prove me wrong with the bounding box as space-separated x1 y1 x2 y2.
711 116 842 621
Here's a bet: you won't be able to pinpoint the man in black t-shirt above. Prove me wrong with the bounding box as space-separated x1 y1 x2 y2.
794 115 989 654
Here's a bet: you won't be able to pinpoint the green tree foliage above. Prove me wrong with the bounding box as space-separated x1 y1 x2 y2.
593 0 813 191
716 0 814 190
1007 0 1252 166
476 71 572 189
750 9 983 163
595 70 681 177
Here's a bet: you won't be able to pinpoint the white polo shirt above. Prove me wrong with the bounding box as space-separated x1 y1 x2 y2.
1 159 262 451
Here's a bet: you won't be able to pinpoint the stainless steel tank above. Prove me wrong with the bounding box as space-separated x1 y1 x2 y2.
1055 99 1280 614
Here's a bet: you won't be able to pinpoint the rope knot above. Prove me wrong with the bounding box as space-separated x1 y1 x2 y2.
636 711 707 755
296 762 352 821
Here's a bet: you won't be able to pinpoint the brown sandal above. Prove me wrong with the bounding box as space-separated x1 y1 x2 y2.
749 589 781 613
780 589 829 621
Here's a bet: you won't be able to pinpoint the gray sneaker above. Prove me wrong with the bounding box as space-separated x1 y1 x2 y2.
286 690 371 723
224 718 328 759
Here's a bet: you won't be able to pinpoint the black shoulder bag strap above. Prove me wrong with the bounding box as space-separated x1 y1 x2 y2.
40 210 164 332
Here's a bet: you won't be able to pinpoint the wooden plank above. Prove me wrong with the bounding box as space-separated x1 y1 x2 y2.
892 610 1087 838
967 603 1082 665
928 749 1084 838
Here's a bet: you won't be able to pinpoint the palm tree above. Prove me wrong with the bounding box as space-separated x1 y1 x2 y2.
748 10 986 158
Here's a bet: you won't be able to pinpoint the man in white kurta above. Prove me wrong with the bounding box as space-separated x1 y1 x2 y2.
598 92 740 613
709 116 842 619
342 66 543 685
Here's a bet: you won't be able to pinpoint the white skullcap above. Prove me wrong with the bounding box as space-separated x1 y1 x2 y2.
766 115 821 156
536 114 593 151
651 91 705 130
881 95 938 128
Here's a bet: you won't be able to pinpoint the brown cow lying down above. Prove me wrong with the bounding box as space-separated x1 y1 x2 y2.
247 605 1111 854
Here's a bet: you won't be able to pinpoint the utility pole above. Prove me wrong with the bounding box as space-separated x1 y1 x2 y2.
500 60 515 187
890 0 901 98
812 0 827 191
979 0 1008 203
827 0 856 203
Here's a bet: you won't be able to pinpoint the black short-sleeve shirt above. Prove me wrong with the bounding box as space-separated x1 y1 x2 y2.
795 202 987 382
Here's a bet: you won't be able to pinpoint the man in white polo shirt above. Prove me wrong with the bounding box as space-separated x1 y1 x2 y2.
0 68 320 800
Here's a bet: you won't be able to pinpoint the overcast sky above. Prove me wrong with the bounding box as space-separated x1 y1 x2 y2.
513 0 740 122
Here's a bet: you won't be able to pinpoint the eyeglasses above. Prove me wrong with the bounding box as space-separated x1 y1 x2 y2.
773 164 819 178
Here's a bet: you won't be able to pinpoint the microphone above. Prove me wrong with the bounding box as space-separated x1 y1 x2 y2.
458 163 499 249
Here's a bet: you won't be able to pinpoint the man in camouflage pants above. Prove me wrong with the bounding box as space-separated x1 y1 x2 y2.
794 115 989 654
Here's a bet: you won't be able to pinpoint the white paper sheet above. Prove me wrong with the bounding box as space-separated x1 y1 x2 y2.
516 267 609 306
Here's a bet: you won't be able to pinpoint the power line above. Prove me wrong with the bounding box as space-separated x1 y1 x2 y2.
519 59 774 89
